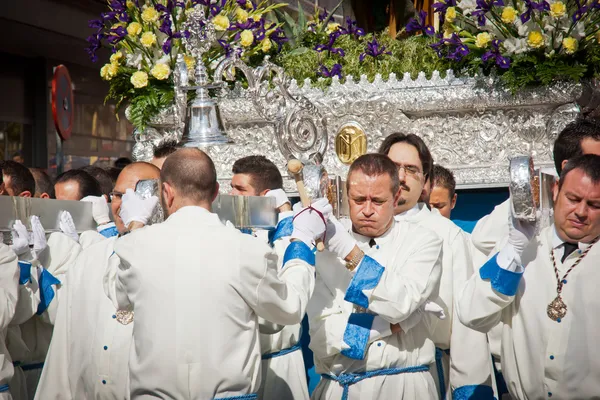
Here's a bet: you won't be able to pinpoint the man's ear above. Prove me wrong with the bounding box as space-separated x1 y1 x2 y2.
212 182 220 202
259 188 270 196
20 191 32 198
40 193 50 199
451 193 457 210
553 181 559 203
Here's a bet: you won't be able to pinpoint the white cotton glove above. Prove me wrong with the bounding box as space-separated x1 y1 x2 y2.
10 220 30 256
81 195 111 225
325 215 357 259
265 189 290 209
59 211 79 243
508 208 537 256
120 189 159 227
423 300 446 320
291 198 332 247
30 216 47 257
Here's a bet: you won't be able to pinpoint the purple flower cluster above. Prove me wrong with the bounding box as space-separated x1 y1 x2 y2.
520 0 549 23
406 11 435 36
317 63 343 79
481 39 510 68
432 0 457 23
430 33 470 61
229 18 287 51
359 38 391 62
341 17 365 38
314 31 346 56
472 0 504 26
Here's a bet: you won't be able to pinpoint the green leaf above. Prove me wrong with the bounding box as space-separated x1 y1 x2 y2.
297 1 307 31
287 46 310 56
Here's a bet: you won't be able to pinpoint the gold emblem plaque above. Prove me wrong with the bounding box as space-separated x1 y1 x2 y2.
335 123 367 165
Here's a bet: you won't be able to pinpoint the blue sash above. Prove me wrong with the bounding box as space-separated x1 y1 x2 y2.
213 394 257 400
435 347 450 400
261 342 302 360
0 384 9 393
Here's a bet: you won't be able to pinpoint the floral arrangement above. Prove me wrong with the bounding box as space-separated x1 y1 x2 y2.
406 0 600 90
86 0 287 130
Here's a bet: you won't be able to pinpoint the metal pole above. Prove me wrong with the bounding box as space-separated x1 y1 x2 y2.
56 131 64 175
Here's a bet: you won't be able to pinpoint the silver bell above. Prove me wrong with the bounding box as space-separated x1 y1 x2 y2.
181 92 231 147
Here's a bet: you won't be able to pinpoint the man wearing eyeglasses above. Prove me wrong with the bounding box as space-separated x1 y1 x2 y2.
379 133 495 400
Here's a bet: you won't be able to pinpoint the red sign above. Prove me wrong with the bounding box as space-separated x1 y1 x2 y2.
52 65 74 141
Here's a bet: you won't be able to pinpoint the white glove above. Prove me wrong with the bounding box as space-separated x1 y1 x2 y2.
398 301 446 333
423 300 446 320
265 189 290 209
30 216 47 256
325 215 357 259
81 195 111 225
291 198 332 247
508 206 537 256
120 189 159 227
60 211 79 243
10 220 30 256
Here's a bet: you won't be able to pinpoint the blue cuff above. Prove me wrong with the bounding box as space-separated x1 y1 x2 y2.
268 216 293 245
283 241 315 266
479 253 523 296
341 313 375 360
239 228 254 236
36 269 61 315
18 261 32 285
98 224 119 238
344 255 384 309
453 385 495 400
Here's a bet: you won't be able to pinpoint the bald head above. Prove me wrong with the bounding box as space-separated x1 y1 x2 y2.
160 148 218 215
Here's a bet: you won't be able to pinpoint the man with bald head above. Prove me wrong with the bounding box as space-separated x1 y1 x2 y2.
36 162 161 400
105 148 319 399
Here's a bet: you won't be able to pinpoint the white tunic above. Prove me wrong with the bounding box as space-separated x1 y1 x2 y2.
36 236 132 400
396 204 495 398
470 200 510 256
105 206 315 399
299 219 443 400
458 225 600 399
0 244 19 400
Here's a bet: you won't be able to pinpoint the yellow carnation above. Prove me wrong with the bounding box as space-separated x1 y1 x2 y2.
141 7 160 23
184 55 196 72
527 31 545 48
326 22 340 34
100 63 119 80
261 38 272 52
236 8 249 23
446 7 457 22
109 51 123 64
562 37 578 54
240 29 254 47
151 63 171 80
130 71 148 88
213 14 230 31
127 22 142 36
501 6 517 23
140 31 157 47
550 2 566 18
475 32 492 48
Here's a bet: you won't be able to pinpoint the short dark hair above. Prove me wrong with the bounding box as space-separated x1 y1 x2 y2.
0 160 35 195
558 154 600 190
433 164 456 198
55 169 103 199
347 153 400 195
81 166 114 198
378 132 434 183
553 118 600 174
29 168 54 198
161 148 217 203
108 167 121 186
232 155 283 193
153 140 180 159
114 157 132 170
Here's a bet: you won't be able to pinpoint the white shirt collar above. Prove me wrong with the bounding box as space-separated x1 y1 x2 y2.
351 220 396 247
396 203 422 218
551 225 589 251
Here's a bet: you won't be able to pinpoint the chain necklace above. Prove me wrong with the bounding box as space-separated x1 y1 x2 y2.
547 236 599 321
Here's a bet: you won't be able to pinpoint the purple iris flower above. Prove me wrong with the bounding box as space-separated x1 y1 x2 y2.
472 0 504 26
270 27 288 51
218 39 243 58
86 32 104 62
318 64 343 79
210 0 227 16
192 0 211 5
359 38 392 62
520 0 550 23
318 8 329 22
89 19 104 30
433 0 457 13
106 25 127 45
109 0 126 12
481 39 511 69
341 17 365 37
314 32 345 57
406 10 435 35
572 0 589 21
236 0 247 5
430 33 470 61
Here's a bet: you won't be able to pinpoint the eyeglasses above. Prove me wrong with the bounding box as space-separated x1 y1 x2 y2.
396 164 423 177
109 191 124 201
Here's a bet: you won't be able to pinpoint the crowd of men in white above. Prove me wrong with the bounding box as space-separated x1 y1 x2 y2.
0 118 599 400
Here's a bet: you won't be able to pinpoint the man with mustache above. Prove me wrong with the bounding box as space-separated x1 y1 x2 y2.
458 154 600 399
379 133 495 399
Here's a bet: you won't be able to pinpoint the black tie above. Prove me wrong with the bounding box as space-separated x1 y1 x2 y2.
369 238 377 248
561 242 578 263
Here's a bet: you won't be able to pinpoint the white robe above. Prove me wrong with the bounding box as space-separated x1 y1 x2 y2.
0 245 19 400
470 200 510 257
396 205 495 398
458 225 600 399
299 219 442 400
104 206 315 399
36 236 132 400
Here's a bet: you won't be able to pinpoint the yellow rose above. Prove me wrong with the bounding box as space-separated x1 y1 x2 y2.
446 7 457 22
550 2 566 18
140 31 157 47
127 22 142 36
501 6 517 23
527 31 545 48
240 29 254 47
562 37 578 54
213 14 230 31
326 22 340 34
151 63 171 80
141 7 160 23
110 51 123 64
184 55 196 72
261 38 272 52
100 63 119 80
236 8 249 23
130 71 149 88
475 32 492 48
